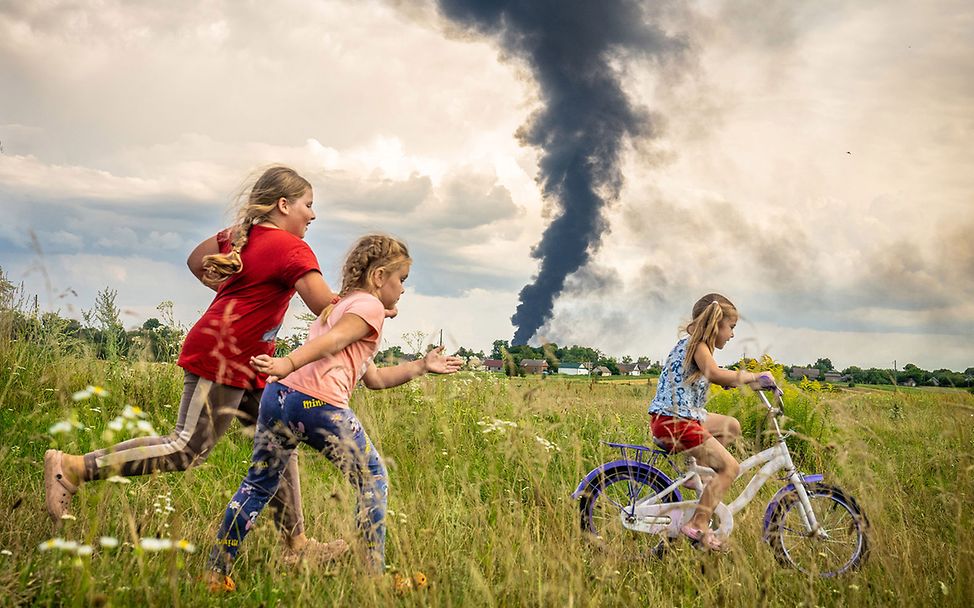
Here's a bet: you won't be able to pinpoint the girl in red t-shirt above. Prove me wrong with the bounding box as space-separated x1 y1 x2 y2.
205 234 462 590
45 166 341 561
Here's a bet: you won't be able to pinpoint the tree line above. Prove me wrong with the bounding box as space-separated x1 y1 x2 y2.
2 269 970 387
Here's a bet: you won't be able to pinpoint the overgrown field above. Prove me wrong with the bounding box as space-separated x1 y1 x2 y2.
1 327 972 607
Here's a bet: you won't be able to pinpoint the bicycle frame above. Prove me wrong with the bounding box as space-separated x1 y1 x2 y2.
615 391 824 541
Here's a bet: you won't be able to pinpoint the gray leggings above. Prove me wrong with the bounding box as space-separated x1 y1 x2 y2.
83 371 304 536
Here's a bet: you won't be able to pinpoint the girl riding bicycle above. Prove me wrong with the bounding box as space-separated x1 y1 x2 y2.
648 293 773 551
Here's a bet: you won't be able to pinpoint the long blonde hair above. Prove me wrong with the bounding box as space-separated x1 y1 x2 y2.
684 293 737 382
201 166 312 287
321 234 411 320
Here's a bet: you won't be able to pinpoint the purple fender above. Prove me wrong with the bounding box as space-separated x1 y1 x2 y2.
572 460 682 501
761 474 824 538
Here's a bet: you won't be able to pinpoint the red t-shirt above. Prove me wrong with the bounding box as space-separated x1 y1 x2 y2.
178 225 320 389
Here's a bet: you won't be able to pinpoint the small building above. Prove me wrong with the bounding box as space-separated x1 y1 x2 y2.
618 363 638 376
557 362 589 376
823 371 850 384
521 359 549 375
789 367 820 381
635 362 657 375
483 358 503 373
901 378 917 387
593 366 611 377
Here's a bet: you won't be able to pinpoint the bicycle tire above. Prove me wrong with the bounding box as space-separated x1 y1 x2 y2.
766 482 869 577
577 464 676 558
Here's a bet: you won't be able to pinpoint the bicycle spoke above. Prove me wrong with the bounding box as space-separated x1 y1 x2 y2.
771 490 865 576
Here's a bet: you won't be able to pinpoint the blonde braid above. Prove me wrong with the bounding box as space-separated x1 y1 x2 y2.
316 234 409 322
201 166 310 287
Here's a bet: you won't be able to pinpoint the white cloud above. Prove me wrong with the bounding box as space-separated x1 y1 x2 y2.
1 0 971 368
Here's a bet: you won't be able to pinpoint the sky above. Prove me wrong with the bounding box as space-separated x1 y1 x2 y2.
1 0 972 371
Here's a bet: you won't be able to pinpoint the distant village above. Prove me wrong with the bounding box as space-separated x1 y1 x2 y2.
375 342 974 389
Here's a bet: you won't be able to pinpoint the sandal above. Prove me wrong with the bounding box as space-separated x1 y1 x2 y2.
393 571 428 595
44 450 78 526
204 572 236 593
282 537 349 566
680 524 728 552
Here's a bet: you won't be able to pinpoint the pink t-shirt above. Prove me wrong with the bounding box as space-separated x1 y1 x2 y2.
281 291 384 408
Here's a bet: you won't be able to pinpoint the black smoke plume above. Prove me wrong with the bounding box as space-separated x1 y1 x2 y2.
435 0 687 344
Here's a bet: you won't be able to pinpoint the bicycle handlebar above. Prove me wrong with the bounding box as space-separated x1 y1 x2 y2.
757 374 784 397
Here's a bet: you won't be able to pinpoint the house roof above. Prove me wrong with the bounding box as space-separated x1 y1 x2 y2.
483 358 503 367
521 359 548 366
790 367 820 379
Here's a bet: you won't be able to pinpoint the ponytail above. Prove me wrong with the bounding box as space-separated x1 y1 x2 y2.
684 294 736 382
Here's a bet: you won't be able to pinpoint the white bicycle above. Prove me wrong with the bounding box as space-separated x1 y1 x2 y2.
572 385 869 577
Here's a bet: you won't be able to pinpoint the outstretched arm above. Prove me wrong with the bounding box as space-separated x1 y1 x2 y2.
693 343 773 389
187 236 220 291
251 313 373 380
361 346 463 390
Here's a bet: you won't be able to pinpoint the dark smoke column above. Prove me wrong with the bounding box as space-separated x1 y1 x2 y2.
435 0 686 344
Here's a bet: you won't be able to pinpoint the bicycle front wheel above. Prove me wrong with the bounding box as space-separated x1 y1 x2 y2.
767 483 868 577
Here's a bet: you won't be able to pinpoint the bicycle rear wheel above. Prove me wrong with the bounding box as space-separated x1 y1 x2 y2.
767 483 868 576
578 465 676 558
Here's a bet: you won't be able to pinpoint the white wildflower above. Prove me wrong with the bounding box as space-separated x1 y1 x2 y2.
107 418 124 432
75 545 94 556
176 539 196 553
140 538 172 552
49 421 74 435
99 537 119 548
39 538 63 552
60 514 77 521
1 549 12 556
106 475 131 484
72 385 108 401
478 417 518 434
535 435 561 452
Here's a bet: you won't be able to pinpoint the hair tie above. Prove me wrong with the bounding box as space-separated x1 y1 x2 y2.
330 296 341 305
712 300 720 306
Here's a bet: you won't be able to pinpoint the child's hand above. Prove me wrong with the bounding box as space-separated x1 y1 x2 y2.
748 372 779 393
250 354 295 380
384 306 398 319
423 346 463 375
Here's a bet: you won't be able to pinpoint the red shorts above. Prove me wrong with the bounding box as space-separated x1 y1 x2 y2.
650 414 712 453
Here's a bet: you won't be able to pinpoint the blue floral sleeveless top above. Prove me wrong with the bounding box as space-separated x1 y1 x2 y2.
648 337 711 421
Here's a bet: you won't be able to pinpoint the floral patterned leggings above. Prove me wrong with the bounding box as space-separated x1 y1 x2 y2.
208 383 388 574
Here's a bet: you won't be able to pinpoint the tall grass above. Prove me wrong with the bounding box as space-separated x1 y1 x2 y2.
1 310 972 606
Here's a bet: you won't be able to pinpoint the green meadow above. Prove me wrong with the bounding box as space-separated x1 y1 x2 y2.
1 317 973 607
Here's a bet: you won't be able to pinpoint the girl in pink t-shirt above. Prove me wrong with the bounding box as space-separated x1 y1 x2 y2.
206 234 462 587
